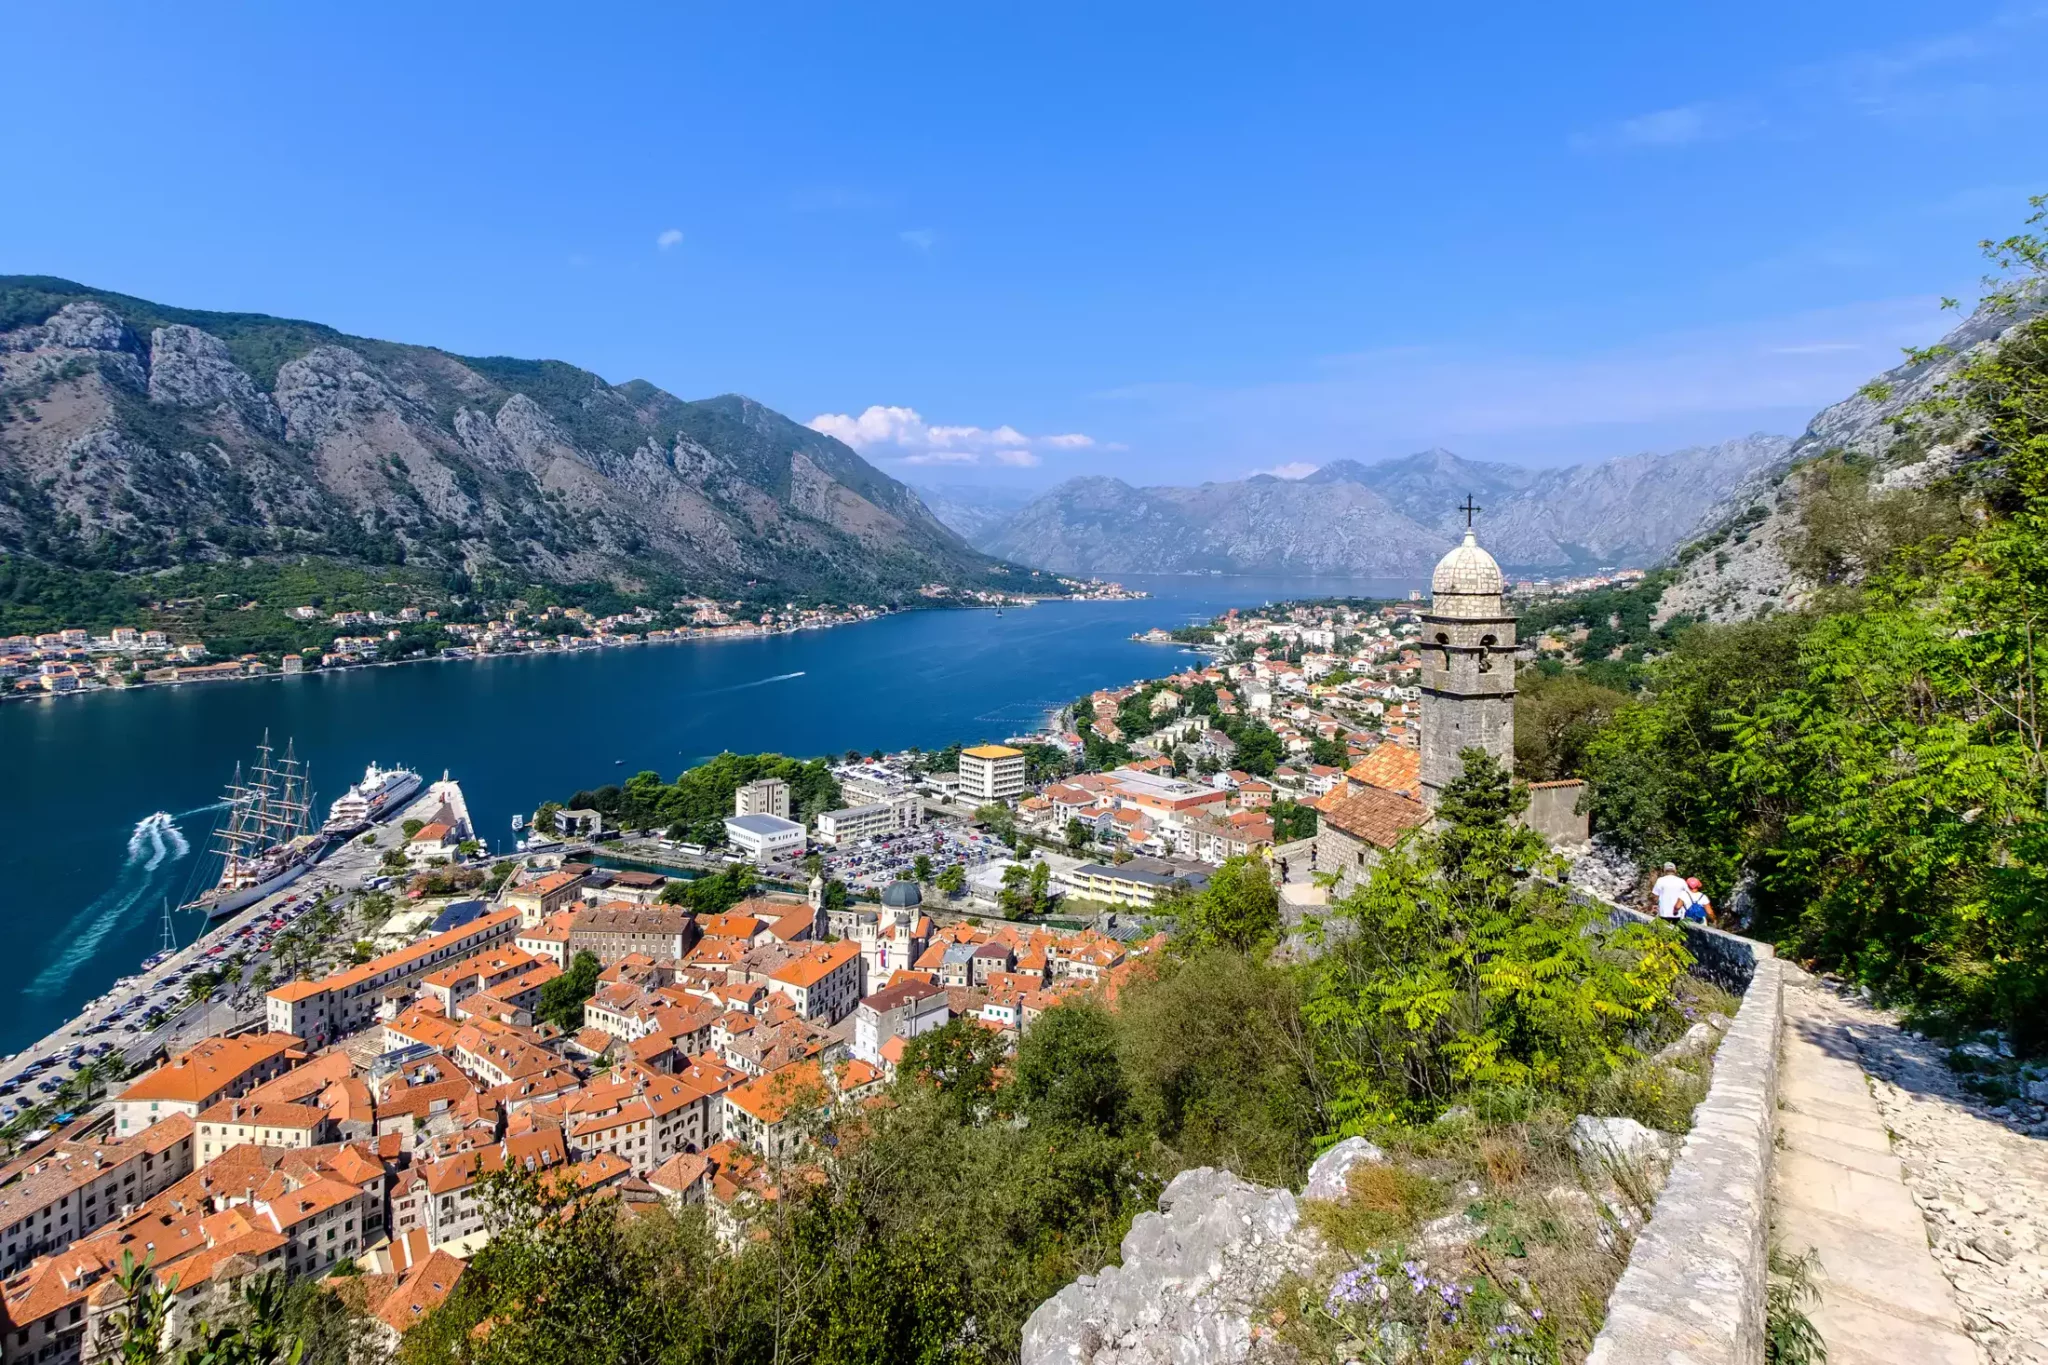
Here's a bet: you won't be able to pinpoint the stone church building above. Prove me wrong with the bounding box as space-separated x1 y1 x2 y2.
1315 523 1586 895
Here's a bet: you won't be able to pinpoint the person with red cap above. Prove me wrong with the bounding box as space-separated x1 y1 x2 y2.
1683 877 1715 926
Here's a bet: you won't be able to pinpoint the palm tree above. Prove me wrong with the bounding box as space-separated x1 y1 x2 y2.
183 970 220 1035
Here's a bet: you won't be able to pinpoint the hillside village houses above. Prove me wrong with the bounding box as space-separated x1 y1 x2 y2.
0 525 1608 1358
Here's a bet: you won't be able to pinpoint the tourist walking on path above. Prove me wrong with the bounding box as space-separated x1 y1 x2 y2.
1650 861 1691 922
1684 876 1714 926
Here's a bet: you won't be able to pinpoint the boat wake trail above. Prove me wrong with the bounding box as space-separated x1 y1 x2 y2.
702 670 807 696
30 813 191 997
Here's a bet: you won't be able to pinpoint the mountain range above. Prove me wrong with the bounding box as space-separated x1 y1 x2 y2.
0 276 1029 602
958 435 1793 576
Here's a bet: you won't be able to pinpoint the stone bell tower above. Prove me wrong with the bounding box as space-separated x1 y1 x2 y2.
1419 499 1516 810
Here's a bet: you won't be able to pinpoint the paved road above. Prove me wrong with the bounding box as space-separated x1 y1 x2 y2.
0 793 430 1128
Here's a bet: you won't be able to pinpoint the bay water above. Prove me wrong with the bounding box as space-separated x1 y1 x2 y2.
0 574 1417 1054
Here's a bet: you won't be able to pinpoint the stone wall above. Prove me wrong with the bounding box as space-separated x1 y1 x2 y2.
1586 953 1785 1365
1523 779 1589 846
1571 884 1770 996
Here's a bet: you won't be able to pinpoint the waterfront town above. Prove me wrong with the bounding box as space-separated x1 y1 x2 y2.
0 530 1593 1363
0 578 1142 701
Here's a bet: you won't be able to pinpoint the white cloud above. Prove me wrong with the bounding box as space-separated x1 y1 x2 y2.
1252 462 1320 479
1571 100 1760 151
810 405 927 449
899 228 937 251
807 404 1098 468
656 228 683 250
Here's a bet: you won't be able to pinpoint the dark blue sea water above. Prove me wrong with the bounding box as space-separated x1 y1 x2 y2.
0 574 1418 1053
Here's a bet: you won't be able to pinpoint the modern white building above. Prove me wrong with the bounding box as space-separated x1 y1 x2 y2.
815 793 923 847
724 813 807 864
959 744 1027 803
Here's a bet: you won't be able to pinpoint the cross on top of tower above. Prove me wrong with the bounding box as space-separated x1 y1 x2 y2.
1458 494 1482 528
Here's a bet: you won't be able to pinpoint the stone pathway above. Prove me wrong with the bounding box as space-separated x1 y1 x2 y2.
1773 971 1980 1364
1774 969 2048 1365
1801 977 2048 1365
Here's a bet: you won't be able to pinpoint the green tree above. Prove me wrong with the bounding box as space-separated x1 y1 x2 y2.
1179 855 1280 952
1515 669 1635 781
1064 816 1089 853
1231 724 1282 775
912 853 933 883
896 1018 1008 1125
1010 1001 1128 1132
935 863 966 897
535 951 602 1031
1118 949 1322 1185
975 803 1017 847
1268 799 1317 842
1307 749 1689 1128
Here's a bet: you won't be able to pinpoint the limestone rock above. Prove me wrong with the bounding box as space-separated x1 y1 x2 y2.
1419 1211 1483 1250
1020 1167 1316 1365
1568 1116 1673 1170
146 326 283 436
1653 1022 1718 1064
1302 1137 1385 1201
0 300 135 353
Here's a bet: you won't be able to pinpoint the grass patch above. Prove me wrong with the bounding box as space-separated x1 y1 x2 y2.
1301 1164 1446 1254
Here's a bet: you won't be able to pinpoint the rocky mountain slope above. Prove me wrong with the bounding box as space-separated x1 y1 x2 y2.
908 480 1040 542
1658 292 2044 624
975 436 1790 576
0 276 1026 600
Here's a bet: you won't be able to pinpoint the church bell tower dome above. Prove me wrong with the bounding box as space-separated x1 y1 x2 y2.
1430 529 1505 613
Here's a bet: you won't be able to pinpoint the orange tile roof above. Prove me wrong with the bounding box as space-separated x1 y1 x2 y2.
768 940 859 989
1345 744 1422 799
197 1099 328 1130
1320 785 1428 849
119 1032 304 1104
373 1249 466 1335
725 1062 828 1126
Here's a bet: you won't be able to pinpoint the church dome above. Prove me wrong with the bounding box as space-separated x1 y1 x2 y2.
881 879 923 909
1431 529 1504 597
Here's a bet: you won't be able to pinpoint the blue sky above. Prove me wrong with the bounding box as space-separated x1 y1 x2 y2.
4 3 2046 488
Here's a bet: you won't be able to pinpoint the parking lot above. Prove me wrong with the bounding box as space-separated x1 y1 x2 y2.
799 823 1010 893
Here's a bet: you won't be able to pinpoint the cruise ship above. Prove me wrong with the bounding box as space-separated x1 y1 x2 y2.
322 763 424 835
184 734 326 920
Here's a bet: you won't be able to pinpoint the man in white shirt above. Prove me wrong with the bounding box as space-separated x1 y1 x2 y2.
1651 862 1691 921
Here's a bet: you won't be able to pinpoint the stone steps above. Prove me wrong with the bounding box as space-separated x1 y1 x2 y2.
1772 978 1981 1365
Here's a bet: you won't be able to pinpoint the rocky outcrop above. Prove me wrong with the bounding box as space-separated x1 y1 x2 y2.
976 437 1792 576
145 325 283 436
1022 1167 1319 1365
1659 290 2048 624
0 274 1020 596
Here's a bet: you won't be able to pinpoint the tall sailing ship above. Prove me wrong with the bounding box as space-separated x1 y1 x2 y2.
184 734 326 920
